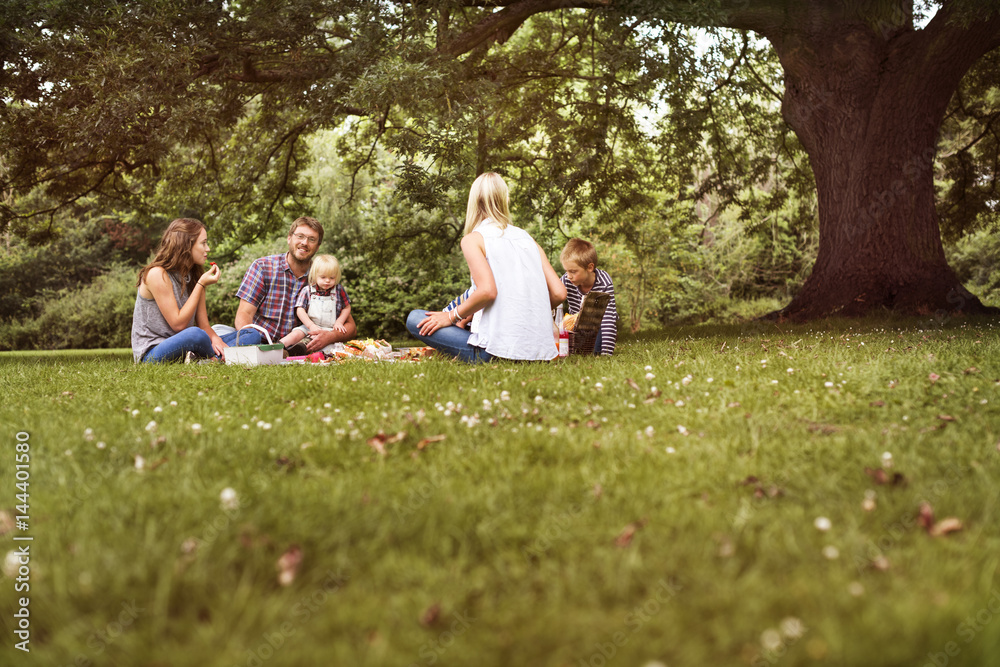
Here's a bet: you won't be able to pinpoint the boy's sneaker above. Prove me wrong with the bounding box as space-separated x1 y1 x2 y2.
184 351 197 364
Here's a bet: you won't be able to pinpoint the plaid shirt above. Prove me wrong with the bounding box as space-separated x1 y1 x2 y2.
235 253 308 340
294 284 350 319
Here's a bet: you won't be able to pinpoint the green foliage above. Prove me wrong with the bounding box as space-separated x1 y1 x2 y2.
0 262 136 351
947 228 1000 305
0 214 151 322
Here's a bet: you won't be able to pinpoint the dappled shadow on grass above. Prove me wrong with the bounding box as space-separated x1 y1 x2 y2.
623 313 1000 344
0 348 132 364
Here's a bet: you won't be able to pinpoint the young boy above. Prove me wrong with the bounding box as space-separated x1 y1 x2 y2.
559 238 618 355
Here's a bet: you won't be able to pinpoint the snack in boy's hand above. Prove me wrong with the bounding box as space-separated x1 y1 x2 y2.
562 313 578 332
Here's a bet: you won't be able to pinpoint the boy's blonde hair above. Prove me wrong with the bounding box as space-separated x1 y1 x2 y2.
463 172 512 236
560 238 598 270
309 254 342 285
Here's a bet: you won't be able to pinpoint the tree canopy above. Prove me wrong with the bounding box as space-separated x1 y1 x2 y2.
2 0 999 319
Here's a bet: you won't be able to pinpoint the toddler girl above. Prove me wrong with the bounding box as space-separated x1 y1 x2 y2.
280 255 352 354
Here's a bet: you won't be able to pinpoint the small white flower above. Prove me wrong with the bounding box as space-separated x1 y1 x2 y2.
145 421 157 432
402 395 411 402
650 386 658 394
83 428 95 441
706 377 714 383
787 368 794 374
324 403 332 408
550 427 558 434
96 441 106 449
665 447 676 454
760 628 783 652
153 406 163 413
771 380 779 385
169 401 177 406
3 551 21 578
644 365 652 371
780 617 806 639
848 581 865 597
645 425 655 437
735 366 741 371
444 410 452 417
500 390 511 401
220 487 239 510
677 425 689 435
824 381 834 388
881 451 893 468
814 516 832 532
134 455 146 471
262 423 272 431
681 375 693 386
131 409 140 417
535 395 543 403
675 400 685 407
242 424 249 430
595 382 603 390
191 423 202 434
645 372 655 381
822 545 840 560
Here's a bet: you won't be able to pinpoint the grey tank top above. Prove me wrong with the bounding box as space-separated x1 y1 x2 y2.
131 271 194 362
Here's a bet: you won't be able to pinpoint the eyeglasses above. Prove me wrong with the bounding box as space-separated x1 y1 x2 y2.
291 233 319 245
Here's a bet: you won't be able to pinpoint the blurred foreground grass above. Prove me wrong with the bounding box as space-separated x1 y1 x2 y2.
1 317 999 667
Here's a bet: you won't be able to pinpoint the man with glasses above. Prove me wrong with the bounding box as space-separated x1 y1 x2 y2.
234 217 357 352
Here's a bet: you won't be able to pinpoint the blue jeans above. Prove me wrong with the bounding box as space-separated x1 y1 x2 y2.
142 327 263 363
405 310 493 363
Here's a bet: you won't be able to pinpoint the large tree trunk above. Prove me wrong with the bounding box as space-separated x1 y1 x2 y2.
761 5 1000 320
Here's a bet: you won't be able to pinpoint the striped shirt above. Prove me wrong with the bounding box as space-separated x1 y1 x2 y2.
561 269 618 355
235 253 308 340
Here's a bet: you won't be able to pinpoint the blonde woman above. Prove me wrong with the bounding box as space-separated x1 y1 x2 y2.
406 172 566 362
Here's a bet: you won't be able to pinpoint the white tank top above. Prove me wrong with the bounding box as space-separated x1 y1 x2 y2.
467 220 557 361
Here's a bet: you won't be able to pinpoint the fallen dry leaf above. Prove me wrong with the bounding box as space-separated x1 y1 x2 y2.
625 378 641 392
149 457 169 470
918 502 935 532
869 400 885 407
276 545 303 587
614 518 648 548
930 517 963 537
592 483 603 499
585 420 601 429
420 603 441 627
0 510 14 536
864 467 907 486
937 414 957 422
366 430 405 455
964 367 980 375
416 434 446 450
646 388 662 400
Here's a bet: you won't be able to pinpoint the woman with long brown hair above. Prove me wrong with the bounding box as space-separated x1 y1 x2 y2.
131 218 252 362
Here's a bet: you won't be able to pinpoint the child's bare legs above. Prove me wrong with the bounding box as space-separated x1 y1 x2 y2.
280 329 306 348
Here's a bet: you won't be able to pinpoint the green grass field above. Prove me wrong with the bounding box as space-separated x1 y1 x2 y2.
2 318 999 667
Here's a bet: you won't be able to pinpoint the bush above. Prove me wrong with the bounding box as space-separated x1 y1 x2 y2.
946 229 1000 306
0 263 136 350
